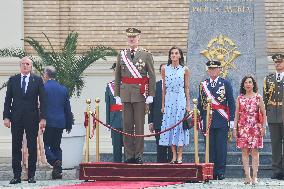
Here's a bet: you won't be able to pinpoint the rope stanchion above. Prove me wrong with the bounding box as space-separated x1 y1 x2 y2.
93 112 193 138
95 98 100 162
205 98 212 163
84 99 91 162
193 99 199 164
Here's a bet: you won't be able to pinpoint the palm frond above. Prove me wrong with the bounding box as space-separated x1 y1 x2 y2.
23 36 55 66
0 48 26 58
0 32 117 97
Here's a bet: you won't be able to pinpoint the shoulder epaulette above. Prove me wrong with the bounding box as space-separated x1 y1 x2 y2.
268 73 274 77
140 47 151 53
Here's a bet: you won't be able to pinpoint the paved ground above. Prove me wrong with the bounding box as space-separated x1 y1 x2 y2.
0 179 283 189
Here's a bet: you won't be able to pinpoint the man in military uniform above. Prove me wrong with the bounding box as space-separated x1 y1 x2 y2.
197 60 235 180
264 53 284 180
105 63 123 163
114 27 156 164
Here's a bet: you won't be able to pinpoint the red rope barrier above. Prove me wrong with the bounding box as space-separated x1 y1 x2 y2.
92 112 194 138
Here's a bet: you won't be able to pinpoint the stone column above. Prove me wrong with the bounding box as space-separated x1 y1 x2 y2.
187 0 267 98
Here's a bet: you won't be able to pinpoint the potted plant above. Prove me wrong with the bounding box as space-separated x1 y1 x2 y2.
0 32 117 168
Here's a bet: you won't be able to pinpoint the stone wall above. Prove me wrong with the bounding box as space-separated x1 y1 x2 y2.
23 0 189 55
23 0 284 56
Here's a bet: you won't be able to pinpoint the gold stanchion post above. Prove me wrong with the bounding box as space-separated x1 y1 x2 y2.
95 98 100 162
85 99 91 162
193 99 199 164
205 98 212 163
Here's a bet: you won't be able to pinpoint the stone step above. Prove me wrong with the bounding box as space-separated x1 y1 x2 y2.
97 152 272 165
144 139 272 152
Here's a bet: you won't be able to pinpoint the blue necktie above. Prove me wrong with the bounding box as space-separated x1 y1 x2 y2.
22 76 27 94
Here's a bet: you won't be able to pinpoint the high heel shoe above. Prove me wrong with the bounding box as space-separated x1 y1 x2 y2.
169 160 177 164
176 160 182 164
252 177 258 185
244 177 251 185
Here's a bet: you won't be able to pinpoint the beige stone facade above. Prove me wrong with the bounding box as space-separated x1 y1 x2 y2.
23 0 283 56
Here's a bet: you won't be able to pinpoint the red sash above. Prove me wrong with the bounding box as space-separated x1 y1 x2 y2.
121 77 149 95
201 80 229 121
110 104 122 112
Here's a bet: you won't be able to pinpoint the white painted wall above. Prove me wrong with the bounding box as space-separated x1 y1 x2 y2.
0 0 23 48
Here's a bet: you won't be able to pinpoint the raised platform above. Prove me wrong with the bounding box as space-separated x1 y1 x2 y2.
79 162 214 182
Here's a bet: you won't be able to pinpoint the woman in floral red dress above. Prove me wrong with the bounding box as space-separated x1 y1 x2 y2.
233 75 266 185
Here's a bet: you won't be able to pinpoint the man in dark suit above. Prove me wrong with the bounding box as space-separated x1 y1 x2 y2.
148 63 172 163
3 57 46 184
42 66 72 179
105 63 123 162
198 60 235 180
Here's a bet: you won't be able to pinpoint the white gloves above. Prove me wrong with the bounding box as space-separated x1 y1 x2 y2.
115 96 122 105
115 96 153 104
145 96 153 104
229 121 234 129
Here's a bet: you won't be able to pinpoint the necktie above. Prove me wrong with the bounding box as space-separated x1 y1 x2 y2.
277 73 281 82
211 81 216 88
130 49 135 60
22 76 27 94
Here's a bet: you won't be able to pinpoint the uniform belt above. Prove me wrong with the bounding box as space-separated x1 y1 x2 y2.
121 77 149 94
268 101 282 106
110 104 122 112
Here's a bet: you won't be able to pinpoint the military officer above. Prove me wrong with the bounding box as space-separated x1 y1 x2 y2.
114 27 156 164
105 63 123 163
197 60 235 180
264 53 284 180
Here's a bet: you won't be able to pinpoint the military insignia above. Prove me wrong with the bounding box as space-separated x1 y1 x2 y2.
216 85 226 102
135 59 145 71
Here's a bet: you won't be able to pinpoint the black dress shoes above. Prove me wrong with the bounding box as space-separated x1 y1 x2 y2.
271 173 283 180
135 157 143 164
9 178 21 184
124 158 136 163
218 174 225 180
213 174 218 180
52 170 63 180
27 177 36 183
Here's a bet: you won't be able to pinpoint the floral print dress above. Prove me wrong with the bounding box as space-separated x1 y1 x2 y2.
236 94 263 149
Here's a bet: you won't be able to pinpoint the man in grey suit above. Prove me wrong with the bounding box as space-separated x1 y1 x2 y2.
264 53 284 180
114 27 156 164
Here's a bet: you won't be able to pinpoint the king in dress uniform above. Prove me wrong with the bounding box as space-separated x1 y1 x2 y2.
105 63 123 163
263 53 284 180
198 60 235 180
114 27 156 164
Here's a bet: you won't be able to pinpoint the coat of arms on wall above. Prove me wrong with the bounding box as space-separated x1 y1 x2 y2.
200 34 241 78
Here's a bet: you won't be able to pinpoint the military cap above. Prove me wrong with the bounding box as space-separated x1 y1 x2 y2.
272 53 284 62
110 63 116 70
126 27 141 36
206 60 221 68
